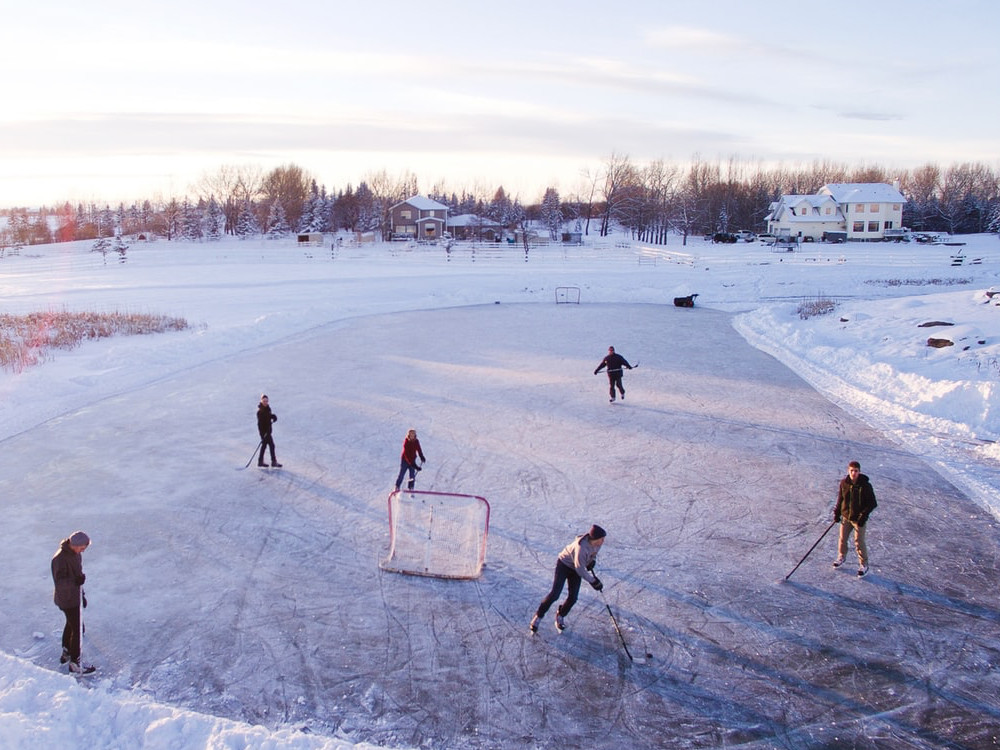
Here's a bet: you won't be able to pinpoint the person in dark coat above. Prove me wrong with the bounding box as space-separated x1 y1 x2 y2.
256 394 281 468
394 428 426 491
594 346 632 402
530 524 606 633
833 460 878 577
51 531 95 673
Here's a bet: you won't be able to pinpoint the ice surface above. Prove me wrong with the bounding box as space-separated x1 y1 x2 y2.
2 237 999 748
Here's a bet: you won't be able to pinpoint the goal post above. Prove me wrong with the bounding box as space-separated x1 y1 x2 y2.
555 286 581 304
380 490 491 579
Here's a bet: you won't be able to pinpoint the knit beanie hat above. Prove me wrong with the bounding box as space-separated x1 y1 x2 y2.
69 531 90 547
588 524 606 540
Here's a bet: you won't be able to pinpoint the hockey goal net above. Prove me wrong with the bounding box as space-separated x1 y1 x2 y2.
380 490 490 579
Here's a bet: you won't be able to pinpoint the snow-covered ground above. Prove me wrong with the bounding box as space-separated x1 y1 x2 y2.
2 234 999 749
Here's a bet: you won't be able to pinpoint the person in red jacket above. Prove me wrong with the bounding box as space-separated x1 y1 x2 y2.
394 428 426 491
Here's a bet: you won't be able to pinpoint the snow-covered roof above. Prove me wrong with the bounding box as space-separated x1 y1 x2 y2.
820 183 905 204
767 194 840 222
447 213 502 227
393 195 449 212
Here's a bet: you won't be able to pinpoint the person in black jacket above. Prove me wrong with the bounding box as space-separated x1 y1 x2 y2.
51 531 95 673
594 346 633 402
833 460 878 577
256 394 282 468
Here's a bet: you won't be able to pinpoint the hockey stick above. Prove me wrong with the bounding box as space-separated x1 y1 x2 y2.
600 589 646 664
784 520 837 581
243 440 263 469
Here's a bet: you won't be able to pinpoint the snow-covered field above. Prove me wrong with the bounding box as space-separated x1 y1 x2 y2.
2 234 999 749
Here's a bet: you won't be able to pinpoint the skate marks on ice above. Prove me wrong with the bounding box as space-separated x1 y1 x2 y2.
3 303 1000 748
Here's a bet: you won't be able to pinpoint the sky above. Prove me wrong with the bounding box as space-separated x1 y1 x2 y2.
2 0 999 208
2 234 1000 747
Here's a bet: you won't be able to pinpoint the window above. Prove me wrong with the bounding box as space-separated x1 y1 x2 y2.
869 204 880 213
868 221 879 232
853 221 865 233
884 221 894 230
855 204 865 213
825 207 832 214
893 204 901 211
401 210 411 219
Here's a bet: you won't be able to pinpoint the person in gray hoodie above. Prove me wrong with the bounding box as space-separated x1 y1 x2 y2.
530 524 606 633
51 531 95 673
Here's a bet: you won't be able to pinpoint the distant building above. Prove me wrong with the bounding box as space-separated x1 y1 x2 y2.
389 195 449 241
766 183 906 241
446 213 504 241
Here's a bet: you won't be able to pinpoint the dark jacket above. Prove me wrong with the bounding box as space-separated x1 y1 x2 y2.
257 402 277 439
51 539 85 610
595 352 632 375
835 473 878 526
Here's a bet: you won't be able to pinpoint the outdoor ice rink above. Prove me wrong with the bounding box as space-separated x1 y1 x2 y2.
6 297 999 749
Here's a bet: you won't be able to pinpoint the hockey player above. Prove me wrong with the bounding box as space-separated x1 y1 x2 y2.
594 346 632 402
530 524 606 632
256 394 282 468
394 428 426 491
51 531 96 674
833 460 878 577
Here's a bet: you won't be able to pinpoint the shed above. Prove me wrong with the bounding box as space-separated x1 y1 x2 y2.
297 232 323 246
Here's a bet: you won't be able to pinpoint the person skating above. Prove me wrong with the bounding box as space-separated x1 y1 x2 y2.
530 524 606 633
394 428 426 491
51 531 96 674
594 346 632 402
256 394 282 468
833 460 878 577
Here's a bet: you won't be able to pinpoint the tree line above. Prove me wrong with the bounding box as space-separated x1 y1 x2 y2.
2 156 999 251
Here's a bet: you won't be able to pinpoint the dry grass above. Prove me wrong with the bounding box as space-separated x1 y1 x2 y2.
796 297 837 320
0 310 188 373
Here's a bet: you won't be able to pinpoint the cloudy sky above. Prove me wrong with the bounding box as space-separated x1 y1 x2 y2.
2 0 997 207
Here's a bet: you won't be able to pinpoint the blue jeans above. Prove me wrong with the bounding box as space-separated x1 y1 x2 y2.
395 459 418 490
535 561 582 618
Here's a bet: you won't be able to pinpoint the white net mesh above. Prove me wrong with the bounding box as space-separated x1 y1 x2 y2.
380 490 490 579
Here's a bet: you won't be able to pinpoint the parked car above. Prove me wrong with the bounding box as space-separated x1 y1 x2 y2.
712 232 738 244
735 230 757 242
757 233 776 244
821 231 847 244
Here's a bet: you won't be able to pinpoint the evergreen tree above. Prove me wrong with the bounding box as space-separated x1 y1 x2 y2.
235 200 261 238
539 187 562 240
265 200 291 238
179 199 204 241
205 196 224 241
987 203 1000 235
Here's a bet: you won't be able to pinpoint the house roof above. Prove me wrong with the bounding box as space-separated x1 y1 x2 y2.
447 213 502 227
766 194 840 222
393 195 449 212
820 183 905 204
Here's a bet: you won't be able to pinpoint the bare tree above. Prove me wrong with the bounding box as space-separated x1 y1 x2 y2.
195 164 265 236
598 152 636 237
261 164 312 232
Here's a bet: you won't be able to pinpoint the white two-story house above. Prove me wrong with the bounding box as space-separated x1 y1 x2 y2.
766 183 906 241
